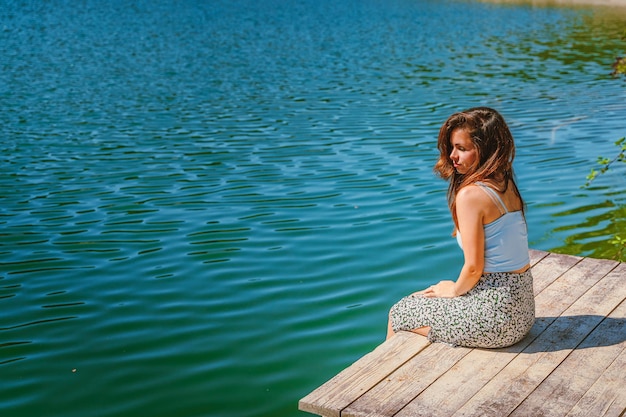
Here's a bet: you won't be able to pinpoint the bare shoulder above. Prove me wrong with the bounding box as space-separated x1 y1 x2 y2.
456 184 490 207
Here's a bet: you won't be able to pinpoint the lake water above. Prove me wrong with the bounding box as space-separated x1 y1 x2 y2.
1 0 625 416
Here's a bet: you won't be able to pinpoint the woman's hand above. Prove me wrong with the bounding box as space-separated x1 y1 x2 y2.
413 280 459 298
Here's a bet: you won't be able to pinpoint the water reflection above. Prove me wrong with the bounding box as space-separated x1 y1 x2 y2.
1 1 626 417
551 193 626 260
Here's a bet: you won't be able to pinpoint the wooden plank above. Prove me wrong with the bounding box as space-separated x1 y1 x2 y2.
299 254 625 417
564 261 625 317
449 261 626 417
346 251 567 417
529 249 549 266
530 252 582 296
298 331 430 417
533 257 618 317
510 297 626 417
394 338 531 417
564 346 626 417
394 256 618 417
342 342 472 417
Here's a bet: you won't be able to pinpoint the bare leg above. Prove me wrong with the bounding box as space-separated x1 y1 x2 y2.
386 312 395 340
410 326 431 337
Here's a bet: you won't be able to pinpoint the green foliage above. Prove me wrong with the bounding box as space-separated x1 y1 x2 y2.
577 29 626 261
572 29 626 262
610 29 626 77
583 137 626 261
584 137 626 187
609 235 626 261
611 57 626 77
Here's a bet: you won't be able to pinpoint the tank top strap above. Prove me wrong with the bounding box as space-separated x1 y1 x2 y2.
475 182 508 214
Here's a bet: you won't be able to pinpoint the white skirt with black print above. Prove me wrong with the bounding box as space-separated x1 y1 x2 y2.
390 270 535 348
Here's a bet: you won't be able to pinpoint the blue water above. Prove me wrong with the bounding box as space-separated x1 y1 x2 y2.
1 0 626 416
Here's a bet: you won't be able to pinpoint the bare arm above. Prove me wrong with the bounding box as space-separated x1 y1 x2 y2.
421 186 486 298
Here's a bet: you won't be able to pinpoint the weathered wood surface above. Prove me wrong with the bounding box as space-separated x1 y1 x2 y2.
299 250 626 417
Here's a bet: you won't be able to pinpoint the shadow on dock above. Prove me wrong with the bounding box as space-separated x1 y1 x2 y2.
518 315 626 353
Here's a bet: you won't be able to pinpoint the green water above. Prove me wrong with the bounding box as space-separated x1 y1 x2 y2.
1 0 625 416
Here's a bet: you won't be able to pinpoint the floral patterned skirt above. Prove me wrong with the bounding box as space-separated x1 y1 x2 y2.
390 270 535 348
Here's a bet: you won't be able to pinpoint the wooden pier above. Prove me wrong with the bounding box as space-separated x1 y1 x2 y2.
299 250 626 417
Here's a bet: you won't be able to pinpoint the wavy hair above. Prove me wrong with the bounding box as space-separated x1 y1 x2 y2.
433 107 524 228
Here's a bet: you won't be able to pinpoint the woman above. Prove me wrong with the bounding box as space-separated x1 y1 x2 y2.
387 107 535 348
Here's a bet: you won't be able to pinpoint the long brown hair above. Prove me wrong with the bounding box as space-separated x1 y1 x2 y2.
433 107 525 228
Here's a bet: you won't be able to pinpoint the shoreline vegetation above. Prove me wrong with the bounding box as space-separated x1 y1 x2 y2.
486 0 626 261
481 0 626 7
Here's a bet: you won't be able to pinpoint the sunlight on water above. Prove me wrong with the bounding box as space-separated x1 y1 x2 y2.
1 0 625 416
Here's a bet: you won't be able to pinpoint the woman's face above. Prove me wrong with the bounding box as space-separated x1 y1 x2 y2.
449 129 478 175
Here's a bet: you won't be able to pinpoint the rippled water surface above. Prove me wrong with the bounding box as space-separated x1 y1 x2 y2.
2 0 626 416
